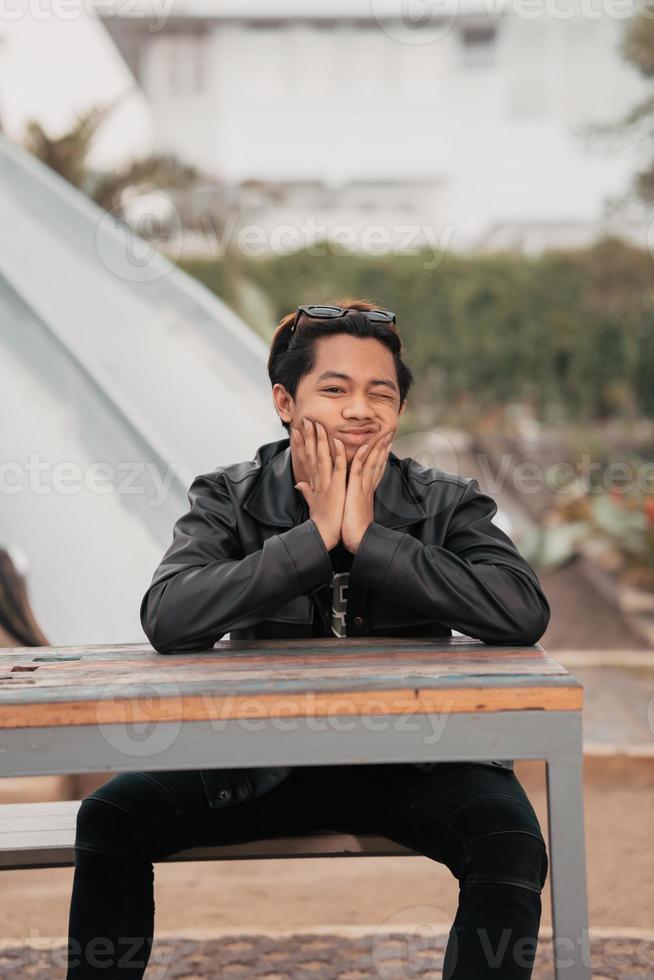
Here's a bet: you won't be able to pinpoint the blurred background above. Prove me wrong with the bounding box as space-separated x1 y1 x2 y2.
0 0 653 973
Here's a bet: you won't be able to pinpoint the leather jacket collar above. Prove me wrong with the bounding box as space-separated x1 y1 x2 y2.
242 437 427 531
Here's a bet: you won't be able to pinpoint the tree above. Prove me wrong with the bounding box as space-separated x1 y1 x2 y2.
584 10 654 208
21 90 200 217
620 11 654 204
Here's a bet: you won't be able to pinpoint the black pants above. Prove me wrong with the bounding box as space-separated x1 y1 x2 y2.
66 761 548 979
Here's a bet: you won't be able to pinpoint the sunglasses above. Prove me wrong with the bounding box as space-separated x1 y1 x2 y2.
290 304 397 336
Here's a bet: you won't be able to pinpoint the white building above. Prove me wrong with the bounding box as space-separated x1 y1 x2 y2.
98 0 652 253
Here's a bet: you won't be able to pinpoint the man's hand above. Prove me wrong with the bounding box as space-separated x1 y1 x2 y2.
291 418 347 551
341 430 393 554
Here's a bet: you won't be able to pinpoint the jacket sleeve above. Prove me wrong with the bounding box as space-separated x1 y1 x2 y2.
140 472 333 653
350 477 551 646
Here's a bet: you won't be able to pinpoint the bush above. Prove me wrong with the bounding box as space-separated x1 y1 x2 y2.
178 235 654 427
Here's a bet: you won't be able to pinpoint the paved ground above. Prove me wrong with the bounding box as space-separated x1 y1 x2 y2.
554 656 654 750
539 562 653 652
1 929 653 978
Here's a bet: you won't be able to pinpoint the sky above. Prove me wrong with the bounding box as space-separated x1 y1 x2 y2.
0 3 153 166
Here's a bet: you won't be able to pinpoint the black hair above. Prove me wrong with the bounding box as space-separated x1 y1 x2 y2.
267 297 414 434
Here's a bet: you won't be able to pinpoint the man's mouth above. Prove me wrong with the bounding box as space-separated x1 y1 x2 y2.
339 429 378 443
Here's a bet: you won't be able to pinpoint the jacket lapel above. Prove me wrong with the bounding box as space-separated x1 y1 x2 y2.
242 438 427 531
242 437 427 636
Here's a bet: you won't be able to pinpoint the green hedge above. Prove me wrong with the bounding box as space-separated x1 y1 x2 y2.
178 235 654 428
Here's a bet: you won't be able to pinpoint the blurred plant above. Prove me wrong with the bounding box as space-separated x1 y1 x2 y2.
180 237 654 425
589 485 654 589
21 90 200 217
580 6 654 210
520 468 654 589
620 9 654 208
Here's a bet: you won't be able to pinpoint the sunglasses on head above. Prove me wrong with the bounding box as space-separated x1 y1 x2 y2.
290 304 397 336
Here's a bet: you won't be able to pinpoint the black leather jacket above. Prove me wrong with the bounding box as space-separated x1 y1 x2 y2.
140 436 551 810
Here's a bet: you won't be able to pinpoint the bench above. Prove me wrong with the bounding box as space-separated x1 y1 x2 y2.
0 799 417 871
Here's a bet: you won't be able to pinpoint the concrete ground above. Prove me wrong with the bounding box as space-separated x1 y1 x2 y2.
1 928 653 978
540 561 653 652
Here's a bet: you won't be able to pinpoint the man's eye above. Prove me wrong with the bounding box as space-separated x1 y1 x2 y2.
322 388 391 399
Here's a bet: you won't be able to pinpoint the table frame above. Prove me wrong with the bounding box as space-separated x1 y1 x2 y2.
1 703 591 979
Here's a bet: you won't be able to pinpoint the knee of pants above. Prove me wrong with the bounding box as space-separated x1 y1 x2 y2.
457 795 549 894
74 796 153 862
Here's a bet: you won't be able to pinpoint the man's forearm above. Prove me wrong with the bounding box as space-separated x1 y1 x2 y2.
140 472 333 653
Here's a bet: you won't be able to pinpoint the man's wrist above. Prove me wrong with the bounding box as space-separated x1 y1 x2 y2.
349 521 407 592
279 519 333 592
311 519 338 552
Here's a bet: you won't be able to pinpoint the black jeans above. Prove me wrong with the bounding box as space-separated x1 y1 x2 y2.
66 761 548 979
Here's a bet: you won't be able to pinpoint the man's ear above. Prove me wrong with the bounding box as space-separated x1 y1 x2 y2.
272 383 293 425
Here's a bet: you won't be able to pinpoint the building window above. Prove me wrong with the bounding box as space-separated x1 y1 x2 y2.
168 33 207 96
237 24 287 101
243 19 284 29
508 22 547 119
510 78 546 118
460 23 497 68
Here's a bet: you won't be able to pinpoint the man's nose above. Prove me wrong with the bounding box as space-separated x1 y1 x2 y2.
343 400 376 420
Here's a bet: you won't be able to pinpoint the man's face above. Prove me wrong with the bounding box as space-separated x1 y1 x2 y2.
273 334 406 469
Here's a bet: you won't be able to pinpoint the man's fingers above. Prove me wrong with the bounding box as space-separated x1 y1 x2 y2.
315 421 332 486
291 426 308 475
353 431 392 490
291 424 305 455
350 439 371 476
374 434 392 486
333 439 347 496
333 438 347 470
375 432 393 461
362 433 386 490
303 418 317 476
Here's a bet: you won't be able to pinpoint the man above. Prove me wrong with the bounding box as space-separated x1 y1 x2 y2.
135 300 550 978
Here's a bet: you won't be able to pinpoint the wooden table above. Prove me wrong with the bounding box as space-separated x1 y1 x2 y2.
0 636 591 979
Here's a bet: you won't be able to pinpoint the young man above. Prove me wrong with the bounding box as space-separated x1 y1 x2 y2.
68 300 551 979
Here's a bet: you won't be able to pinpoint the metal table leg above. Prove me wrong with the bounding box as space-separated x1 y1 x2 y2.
546 713 591 980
